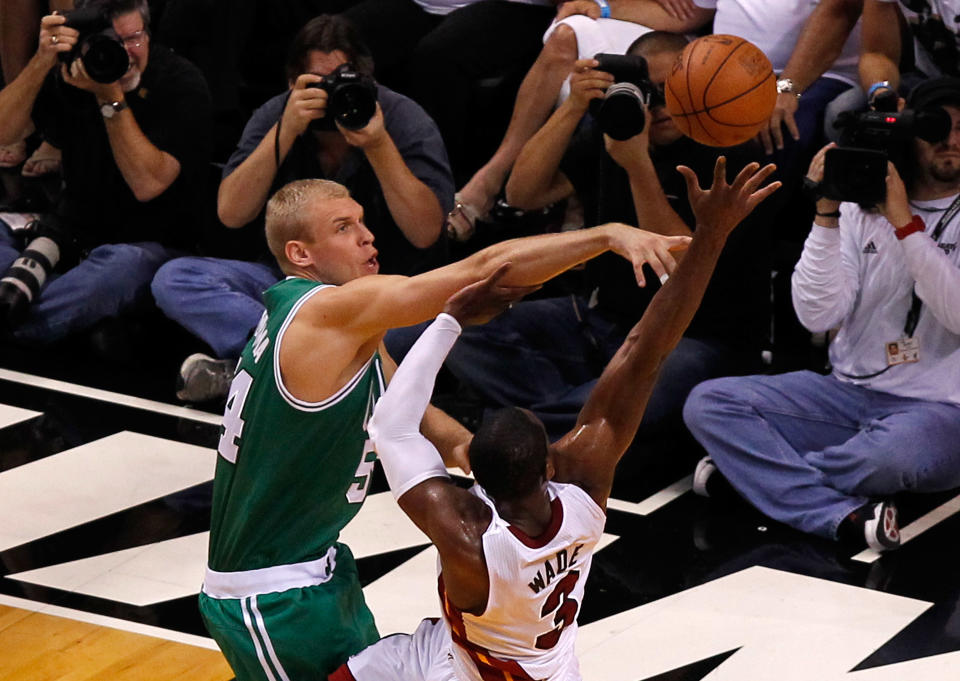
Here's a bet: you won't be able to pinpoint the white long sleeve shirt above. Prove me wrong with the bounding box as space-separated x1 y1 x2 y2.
791 196 960 405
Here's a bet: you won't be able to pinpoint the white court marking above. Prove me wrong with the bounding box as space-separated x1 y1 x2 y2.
0 403 41 430
0 431 216 551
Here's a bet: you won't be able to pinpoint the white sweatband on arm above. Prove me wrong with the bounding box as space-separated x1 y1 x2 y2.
368 313 461 499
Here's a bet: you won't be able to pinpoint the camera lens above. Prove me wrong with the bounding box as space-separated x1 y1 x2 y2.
597 83 647 141
80 35 129 83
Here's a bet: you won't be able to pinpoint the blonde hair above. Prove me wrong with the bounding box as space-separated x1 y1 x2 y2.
265 179 351 270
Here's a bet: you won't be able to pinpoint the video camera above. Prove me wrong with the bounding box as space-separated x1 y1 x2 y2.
307 63 378 132
0 214 79 325
821 107 951 205
591 53 665 141
58 7 130 84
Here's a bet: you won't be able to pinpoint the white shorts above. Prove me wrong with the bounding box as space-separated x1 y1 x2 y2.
343 618 583 681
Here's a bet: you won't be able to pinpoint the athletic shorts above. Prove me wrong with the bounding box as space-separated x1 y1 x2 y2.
199 543 378 681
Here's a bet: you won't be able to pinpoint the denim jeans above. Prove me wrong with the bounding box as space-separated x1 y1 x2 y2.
0 221 180 342
150 256 282 359
683 371 960 539
386 295 744 442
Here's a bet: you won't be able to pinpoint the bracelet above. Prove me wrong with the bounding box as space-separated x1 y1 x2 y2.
815 210 841 218
894 214 925 240
594 0 611 18
867 80 892 99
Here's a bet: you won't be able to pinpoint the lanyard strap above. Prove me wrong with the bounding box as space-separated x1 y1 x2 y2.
903 192 960 337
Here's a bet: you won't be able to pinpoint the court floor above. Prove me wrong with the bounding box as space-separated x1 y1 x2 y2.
1 356 959 681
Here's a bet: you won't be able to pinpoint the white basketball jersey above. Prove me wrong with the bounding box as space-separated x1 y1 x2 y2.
439 481 606 681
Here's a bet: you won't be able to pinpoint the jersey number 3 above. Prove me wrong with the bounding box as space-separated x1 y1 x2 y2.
535 569 581 650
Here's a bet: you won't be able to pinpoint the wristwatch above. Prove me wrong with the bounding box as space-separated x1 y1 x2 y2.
776 78 801 99
99 99 128 120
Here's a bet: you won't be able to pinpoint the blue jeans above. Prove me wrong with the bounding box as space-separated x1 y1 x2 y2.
683 371 960 540
150 256 281 358
0 222 180 342
386 296 744 441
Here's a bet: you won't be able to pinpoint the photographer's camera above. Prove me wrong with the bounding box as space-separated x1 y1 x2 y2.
0 216 75 325
592 53 664 141
307 63 377 131
59 7 129 84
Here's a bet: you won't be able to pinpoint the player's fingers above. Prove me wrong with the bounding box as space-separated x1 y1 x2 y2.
741 162 776 194
485 261 513 286
676 164 701 198
712 156 727 187
731 161 761 191
664 234 692 252
656 244 679 275
747 180 782 210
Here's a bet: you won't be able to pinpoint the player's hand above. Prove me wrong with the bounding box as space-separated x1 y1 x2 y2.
283 74 326 137
443 263 540 327
806 142 841 217
653 0 697 20
339 103 388 150
757 92 800 155
604 225 690 287
555 0 602 22
879 161 911 229
447 440 472 475
38 14 76 68
566 59 613 114
677 157 781 237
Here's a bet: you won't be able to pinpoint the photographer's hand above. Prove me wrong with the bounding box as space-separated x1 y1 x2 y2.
61 58 122 103
604 118 651 173
807 142 841 227
283 74 327 138
566 58 613 115
879 161 912 229
38 14 77 69
338 103 388 151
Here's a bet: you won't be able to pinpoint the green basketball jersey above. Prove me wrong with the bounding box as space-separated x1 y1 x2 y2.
207 277 384 573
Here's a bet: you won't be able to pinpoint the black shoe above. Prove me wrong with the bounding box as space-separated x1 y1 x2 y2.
176 353 235 403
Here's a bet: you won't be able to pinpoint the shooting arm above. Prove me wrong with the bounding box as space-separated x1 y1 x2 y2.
859 0 902 92
779 0 863 92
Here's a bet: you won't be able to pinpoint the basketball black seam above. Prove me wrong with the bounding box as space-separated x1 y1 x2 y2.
701 39 747 115
703 70 776 122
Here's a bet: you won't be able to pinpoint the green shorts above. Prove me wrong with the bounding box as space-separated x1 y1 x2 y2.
199 543 379 681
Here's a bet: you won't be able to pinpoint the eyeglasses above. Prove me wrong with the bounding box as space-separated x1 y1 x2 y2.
117 29 147 49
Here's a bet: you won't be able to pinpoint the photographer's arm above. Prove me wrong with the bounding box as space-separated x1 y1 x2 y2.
218 75 325 227
557 0 712 32
605 132 692 237
341 105 443 249
0 14 73 146
506 59 611 209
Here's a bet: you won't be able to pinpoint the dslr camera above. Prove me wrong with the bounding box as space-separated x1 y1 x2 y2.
0 214 78 325
307 63 378 131
591 53 665 141
821 106 951 205
59 7 130 84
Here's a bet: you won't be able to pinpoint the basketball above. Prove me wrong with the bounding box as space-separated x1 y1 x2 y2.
664 34 777 147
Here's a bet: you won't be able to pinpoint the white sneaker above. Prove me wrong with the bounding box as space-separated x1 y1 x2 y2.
864 501 901 552
692 456 717 498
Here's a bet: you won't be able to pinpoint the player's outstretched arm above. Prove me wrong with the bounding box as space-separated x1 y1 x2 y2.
369 266 535 613
553 158 780 508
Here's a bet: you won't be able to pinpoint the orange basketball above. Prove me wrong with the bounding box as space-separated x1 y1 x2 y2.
664 34 777 147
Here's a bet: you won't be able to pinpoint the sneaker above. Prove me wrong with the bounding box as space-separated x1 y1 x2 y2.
863 500 901 552
692 456 717 497
176 353 235 403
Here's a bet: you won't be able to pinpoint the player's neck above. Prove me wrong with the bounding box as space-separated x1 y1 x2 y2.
495 485 553 537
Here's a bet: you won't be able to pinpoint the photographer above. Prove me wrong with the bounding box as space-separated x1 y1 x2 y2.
0 0 211 342
386 31 774 451
683 77 960 552
151 13 453 403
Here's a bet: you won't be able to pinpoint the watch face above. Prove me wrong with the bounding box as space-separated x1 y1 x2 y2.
776 79 794 94
100 104 115 118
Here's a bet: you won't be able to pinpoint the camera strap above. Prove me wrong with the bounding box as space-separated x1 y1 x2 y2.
836 192 960 381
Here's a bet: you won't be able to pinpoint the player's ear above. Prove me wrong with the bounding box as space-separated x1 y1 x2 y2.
545 451 556 481
285 240 312 268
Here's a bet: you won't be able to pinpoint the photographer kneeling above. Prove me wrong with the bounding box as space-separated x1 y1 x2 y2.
684 76 960 552
0 0 210 342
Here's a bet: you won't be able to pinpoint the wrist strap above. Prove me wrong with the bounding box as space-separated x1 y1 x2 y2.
894 214 925 240
815 209 841 218
868 80 892 99
595 0 611 18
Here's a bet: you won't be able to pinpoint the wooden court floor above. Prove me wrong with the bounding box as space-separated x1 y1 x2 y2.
0 605 232 681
